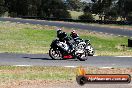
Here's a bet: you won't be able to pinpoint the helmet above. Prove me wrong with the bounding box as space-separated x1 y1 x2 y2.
71 30 76 34
57 28 62 32
57 28 62 34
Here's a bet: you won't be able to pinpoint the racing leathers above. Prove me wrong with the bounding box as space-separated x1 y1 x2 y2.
57 30 74 53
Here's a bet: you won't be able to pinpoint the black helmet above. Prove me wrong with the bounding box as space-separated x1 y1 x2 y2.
57 28 62 34
57 28 62 32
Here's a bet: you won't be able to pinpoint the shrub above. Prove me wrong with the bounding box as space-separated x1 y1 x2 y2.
79 13 94 20
126 12 132 21
104 10 118 21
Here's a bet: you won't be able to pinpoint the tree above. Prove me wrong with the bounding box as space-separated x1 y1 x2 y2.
91 0 117 20
79 12 94 20
27 0 41 16
79 1 94 20
83 5 91 13
40 0 71 18
4 0 71 18
117 0 132 20
5 0 17 16
0 0 6 16
105 9 118 21
126 12 132 21
91 0 97 3
5 0 29 16
65 0 82 11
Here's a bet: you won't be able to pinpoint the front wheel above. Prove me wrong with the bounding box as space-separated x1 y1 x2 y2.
49 48 62 60
86 45 95 56
88 50 94 56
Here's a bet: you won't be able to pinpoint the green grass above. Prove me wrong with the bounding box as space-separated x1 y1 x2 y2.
81 34 130 56
0 66 131 87
0 22 56 53
0 21 131 56
0 66 77 86
0 66 131 84
0 66 75 81
81 35 127 51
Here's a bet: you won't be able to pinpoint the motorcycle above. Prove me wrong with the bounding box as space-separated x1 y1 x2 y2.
73 38 95 56
49 38 87 61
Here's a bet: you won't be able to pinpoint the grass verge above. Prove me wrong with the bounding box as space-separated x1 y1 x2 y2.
0 66 75 81
0 66 75 86
0 66 132 86
0 21 131 56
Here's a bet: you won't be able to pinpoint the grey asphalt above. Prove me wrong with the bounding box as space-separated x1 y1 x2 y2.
0 53 132 68
0 17 132 37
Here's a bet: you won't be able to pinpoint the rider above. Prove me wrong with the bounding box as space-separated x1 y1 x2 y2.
70 30 80 41
57 29 74 53
57 29 67 42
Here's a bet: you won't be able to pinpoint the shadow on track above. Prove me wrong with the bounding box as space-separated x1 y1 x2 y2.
22 57 79 61
22 57 54 60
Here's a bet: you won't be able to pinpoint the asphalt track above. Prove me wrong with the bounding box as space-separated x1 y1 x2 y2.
0 53 131 68
0 17 132 37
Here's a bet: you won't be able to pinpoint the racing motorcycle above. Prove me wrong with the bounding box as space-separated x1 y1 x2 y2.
49 38 87 61
74 38 95 56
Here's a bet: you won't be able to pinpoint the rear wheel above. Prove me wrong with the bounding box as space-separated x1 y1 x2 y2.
49 48 62 60
77 53 87 61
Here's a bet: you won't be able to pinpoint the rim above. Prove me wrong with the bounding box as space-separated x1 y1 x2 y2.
81 53 86 58
50 48 62 60
77 52 86 61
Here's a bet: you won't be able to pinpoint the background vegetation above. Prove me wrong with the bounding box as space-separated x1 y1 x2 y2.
0 0 132 21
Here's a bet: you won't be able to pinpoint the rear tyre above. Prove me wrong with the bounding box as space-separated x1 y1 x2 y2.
77 53 86 61
49 48 62 60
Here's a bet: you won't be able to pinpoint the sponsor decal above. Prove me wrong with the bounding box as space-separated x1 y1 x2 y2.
76 67 131 85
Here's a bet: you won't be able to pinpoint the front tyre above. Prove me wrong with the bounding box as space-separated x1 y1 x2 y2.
86 45 95 56
49 48 62 60
88 50 94 56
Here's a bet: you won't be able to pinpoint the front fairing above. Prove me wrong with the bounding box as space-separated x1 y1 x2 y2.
50 39 59 48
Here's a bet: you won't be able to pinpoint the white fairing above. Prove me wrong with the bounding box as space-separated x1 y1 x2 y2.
76 49 84 54
86 45 94 54
77 42 86 50
75 42 86 54
57 42 69 51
